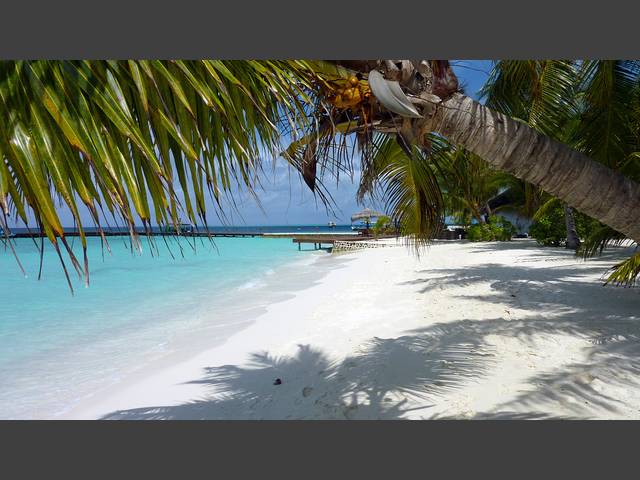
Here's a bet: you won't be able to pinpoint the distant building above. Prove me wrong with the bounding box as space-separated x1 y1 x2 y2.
482 188 533 236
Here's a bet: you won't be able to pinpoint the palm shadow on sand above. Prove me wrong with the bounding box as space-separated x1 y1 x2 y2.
103 330 494 420
103 244 639 420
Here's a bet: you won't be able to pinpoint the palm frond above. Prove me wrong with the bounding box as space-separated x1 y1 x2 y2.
574 60 640 170
357 133 445 249
606 251 640 287
481 60 578 140
0 60 320 288
580 224 627 258
533 196 562 221
480 60 535 119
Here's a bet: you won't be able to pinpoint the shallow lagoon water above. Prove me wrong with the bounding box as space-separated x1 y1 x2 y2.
0 234 324 419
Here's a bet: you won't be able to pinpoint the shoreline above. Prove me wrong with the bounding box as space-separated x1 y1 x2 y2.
54 248 341 419
65 239 640 420
63 246 365 419
1 235 360 420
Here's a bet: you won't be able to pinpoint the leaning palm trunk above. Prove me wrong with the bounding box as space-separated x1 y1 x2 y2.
563 205 581 250
427 93 640 242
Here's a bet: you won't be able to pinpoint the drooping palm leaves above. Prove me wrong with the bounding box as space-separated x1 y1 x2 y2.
356 133 444 249
280 61 387 206
0 60 317 290
574 61 640 170
606 251 640 287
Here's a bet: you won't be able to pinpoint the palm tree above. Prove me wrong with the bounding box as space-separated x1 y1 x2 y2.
478 60 640 280
292 60 639 242
1 60 639 287
299 60 640 283
432 77 639 244
574 60 640 284
479 60 582 249
436 147 506 226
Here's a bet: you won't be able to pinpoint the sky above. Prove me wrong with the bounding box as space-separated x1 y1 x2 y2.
9 61 493 228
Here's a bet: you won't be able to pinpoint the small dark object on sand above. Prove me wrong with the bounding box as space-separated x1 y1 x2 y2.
510 294 516 297
273 378 282 385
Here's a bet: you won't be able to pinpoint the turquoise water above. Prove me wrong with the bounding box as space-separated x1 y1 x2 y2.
0 234 316 419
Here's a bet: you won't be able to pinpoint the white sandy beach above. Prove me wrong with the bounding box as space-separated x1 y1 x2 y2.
65 239 640 420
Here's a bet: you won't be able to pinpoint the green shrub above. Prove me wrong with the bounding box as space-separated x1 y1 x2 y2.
467 216 515 242
529 211 564 246
529 205 599 247
467 224 488 241
372 215 394 237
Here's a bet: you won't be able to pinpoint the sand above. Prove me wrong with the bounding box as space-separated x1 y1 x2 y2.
65 239 640 420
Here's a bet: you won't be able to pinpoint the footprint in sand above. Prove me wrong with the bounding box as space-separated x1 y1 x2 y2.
302 387 314 398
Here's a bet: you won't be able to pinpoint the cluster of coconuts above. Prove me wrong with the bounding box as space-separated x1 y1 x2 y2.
331 76 372 110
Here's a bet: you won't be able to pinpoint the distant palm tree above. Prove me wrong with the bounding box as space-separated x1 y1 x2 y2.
436 147 506 226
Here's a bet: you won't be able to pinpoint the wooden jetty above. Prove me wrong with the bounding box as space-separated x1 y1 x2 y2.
8 230 405 250
9 230 367 245
290 235 365 250
8 229 469 246
10 230 265 239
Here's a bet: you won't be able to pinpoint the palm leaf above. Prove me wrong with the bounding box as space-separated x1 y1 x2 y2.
606 251 640 287
481 60 579 139
0 60 318 289
357 133 444 249
574 60 640 170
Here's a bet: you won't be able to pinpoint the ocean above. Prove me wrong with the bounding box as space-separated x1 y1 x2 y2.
0 225 351 419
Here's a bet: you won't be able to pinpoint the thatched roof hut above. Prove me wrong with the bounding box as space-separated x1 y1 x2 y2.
350 208 386 223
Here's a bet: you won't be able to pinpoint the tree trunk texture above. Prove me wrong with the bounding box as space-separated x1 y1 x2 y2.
427 93 640 243
563 205 581 250
483 202 492 224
